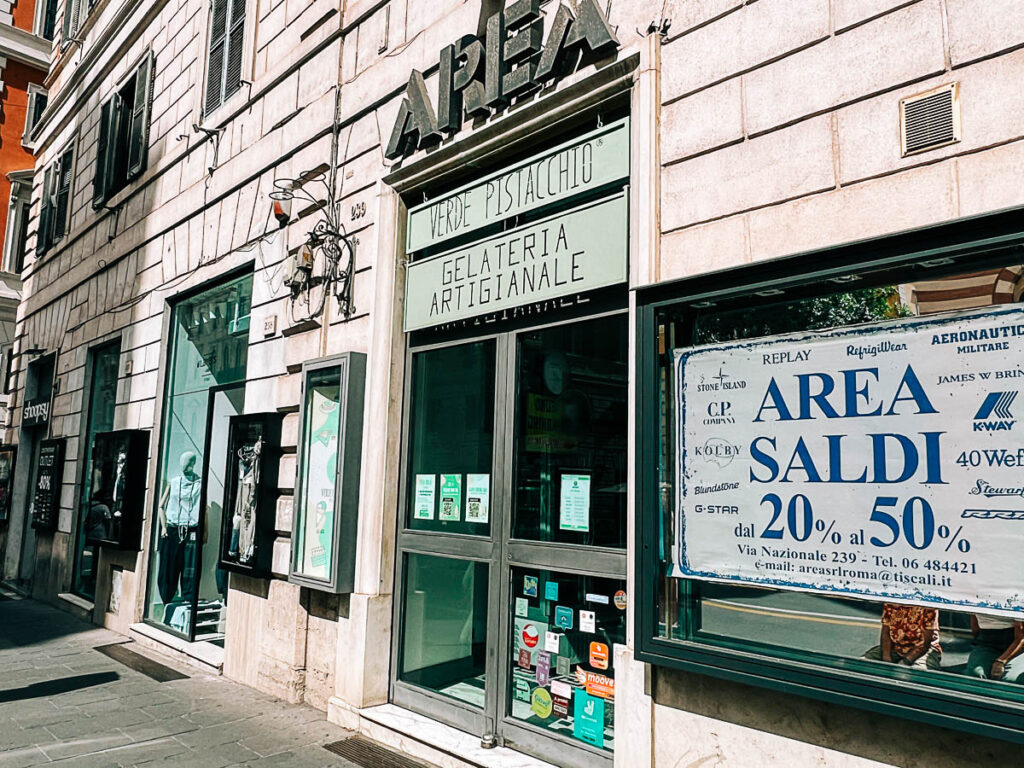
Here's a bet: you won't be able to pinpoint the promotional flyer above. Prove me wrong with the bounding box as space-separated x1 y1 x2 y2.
675 307 1024 616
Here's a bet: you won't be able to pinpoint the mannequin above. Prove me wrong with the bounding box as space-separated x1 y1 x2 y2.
156 451 203 621
230 437 261 564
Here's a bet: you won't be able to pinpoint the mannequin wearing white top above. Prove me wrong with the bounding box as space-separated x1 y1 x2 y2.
156 452 205 611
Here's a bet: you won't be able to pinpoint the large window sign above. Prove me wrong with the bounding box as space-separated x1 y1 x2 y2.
31 439 64 531
675 307 1024 616
290 353 366 593
638 222 1024 746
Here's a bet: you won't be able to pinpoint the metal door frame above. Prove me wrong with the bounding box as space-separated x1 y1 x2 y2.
390 309 627 767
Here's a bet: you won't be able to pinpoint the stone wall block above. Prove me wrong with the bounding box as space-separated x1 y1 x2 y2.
661 114 835 231
947 0 1024 68
661 0 829 103
661 79 744 163
743 0 945 136
746 161 957 262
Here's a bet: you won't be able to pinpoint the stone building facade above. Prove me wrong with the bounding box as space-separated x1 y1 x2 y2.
3 1 1024 767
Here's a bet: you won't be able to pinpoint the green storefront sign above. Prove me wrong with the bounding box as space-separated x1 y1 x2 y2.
404 193 628 331
406 118 630 252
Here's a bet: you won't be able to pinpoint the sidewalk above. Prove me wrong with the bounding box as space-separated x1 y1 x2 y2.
0 591 360 768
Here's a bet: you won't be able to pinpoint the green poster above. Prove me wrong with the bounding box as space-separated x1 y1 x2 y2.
302 388 339 579
559 474 591 532
414 474 435 520
466 473 489 524
439 474 462 521
573 691 605 748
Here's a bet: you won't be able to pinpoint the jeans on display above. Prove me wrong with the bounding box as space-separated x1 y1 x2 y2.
864 645 942 670
157 526 198 607
966 629 1023 682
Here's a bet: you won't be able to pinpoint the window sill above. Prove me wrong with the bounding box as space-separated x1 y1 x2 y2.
638 636 1024 744
129 622 224 671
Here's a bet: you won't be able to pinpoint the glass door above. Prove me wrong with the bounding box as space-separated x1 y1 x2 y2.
392 338 505 738
144 272 252 641
392 313 628 767
194 384 245 641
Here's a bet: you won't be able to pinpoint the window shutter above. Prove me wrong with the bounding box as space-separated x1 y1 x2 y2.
53 148 73 242
62 0 80 41
224 0 246 102
37 166 54 255
127 53 155 180
205 0 229 114
92 98 111 208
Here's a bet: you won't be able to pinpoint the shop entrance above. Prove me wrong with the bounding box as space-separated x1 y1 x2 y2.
143 272 252 642
391 311 628 767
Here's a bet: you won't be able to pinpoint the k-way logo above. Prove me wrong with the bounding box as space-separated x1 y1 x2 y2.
974 391 1017 431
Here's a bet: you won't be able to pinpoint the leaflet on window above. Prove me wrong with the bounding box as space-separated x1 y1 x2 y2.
414 474 435 520
466 473 490 523
674 306 1024 617
559 474 590 531
439 474 462 521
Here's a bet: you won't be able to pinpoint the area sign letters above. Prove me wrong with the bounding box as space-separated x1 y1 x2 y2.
386 0 620 159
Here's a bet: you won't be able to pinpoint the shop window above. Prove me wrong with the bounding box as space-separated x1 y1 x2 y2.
37 144 74 257
144 273 252 641
71 341 120 601
399 554 489 706
406 341 495 538
512 316 628 548
204 0 246 115
290 354 366 594
637 229 1024 740
510 568 626 752
93 53 155 207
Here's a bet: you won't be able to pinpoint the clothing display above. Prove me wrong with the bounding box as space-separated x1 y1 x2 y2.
157 525 198 607
166 474 201 527
229 438 261 564
882 604 942 658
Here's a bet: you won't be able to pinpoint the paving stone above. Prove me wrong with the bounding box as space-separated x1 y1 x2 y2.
0 598 355 768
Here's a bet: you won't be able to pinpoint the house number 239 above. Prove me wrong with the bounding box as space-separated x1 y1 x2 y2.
350 202 366 221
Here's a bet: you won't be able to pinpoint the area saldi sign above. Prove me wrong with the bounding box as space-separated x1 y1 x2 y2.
404 193 627 331
674 306 1024 616
386 0 620 160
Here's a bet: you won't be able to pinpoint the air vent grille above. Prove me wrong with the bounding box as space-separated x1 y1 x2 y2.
900 83 961 157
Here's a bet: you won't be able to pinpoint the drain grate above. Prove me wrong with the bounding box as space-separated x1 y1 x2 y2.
94 642 188 682
324 735 433 768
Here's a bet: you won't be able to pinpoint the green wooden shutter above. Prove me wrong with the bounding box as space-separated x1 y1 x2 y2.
62 0 81 41
205 0 229 114
37 165 54 255
127 53 155 180
53 147 73 243
92 99 112 208
224 0 246 101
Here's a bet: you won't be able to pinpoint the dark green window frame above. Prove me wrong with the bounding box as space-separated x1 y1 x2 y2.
634 206 1024 745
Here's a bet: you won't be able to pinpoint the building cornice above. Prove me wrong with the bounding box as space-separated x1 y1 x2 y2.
0 22 50 71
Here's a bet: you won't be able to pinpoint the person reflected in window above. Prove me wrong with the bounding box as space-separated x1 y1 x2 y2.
864 603 942 670
966 615 1024 683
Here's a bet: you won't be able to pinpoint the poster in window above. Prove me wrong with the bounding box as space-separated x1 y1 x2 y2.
559 473 590 531
414 474 435 520
31 439 64 531
301 387 339 580
439 474 462 521
675 306 1024 616
466 473 489 523
0 447 15 523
